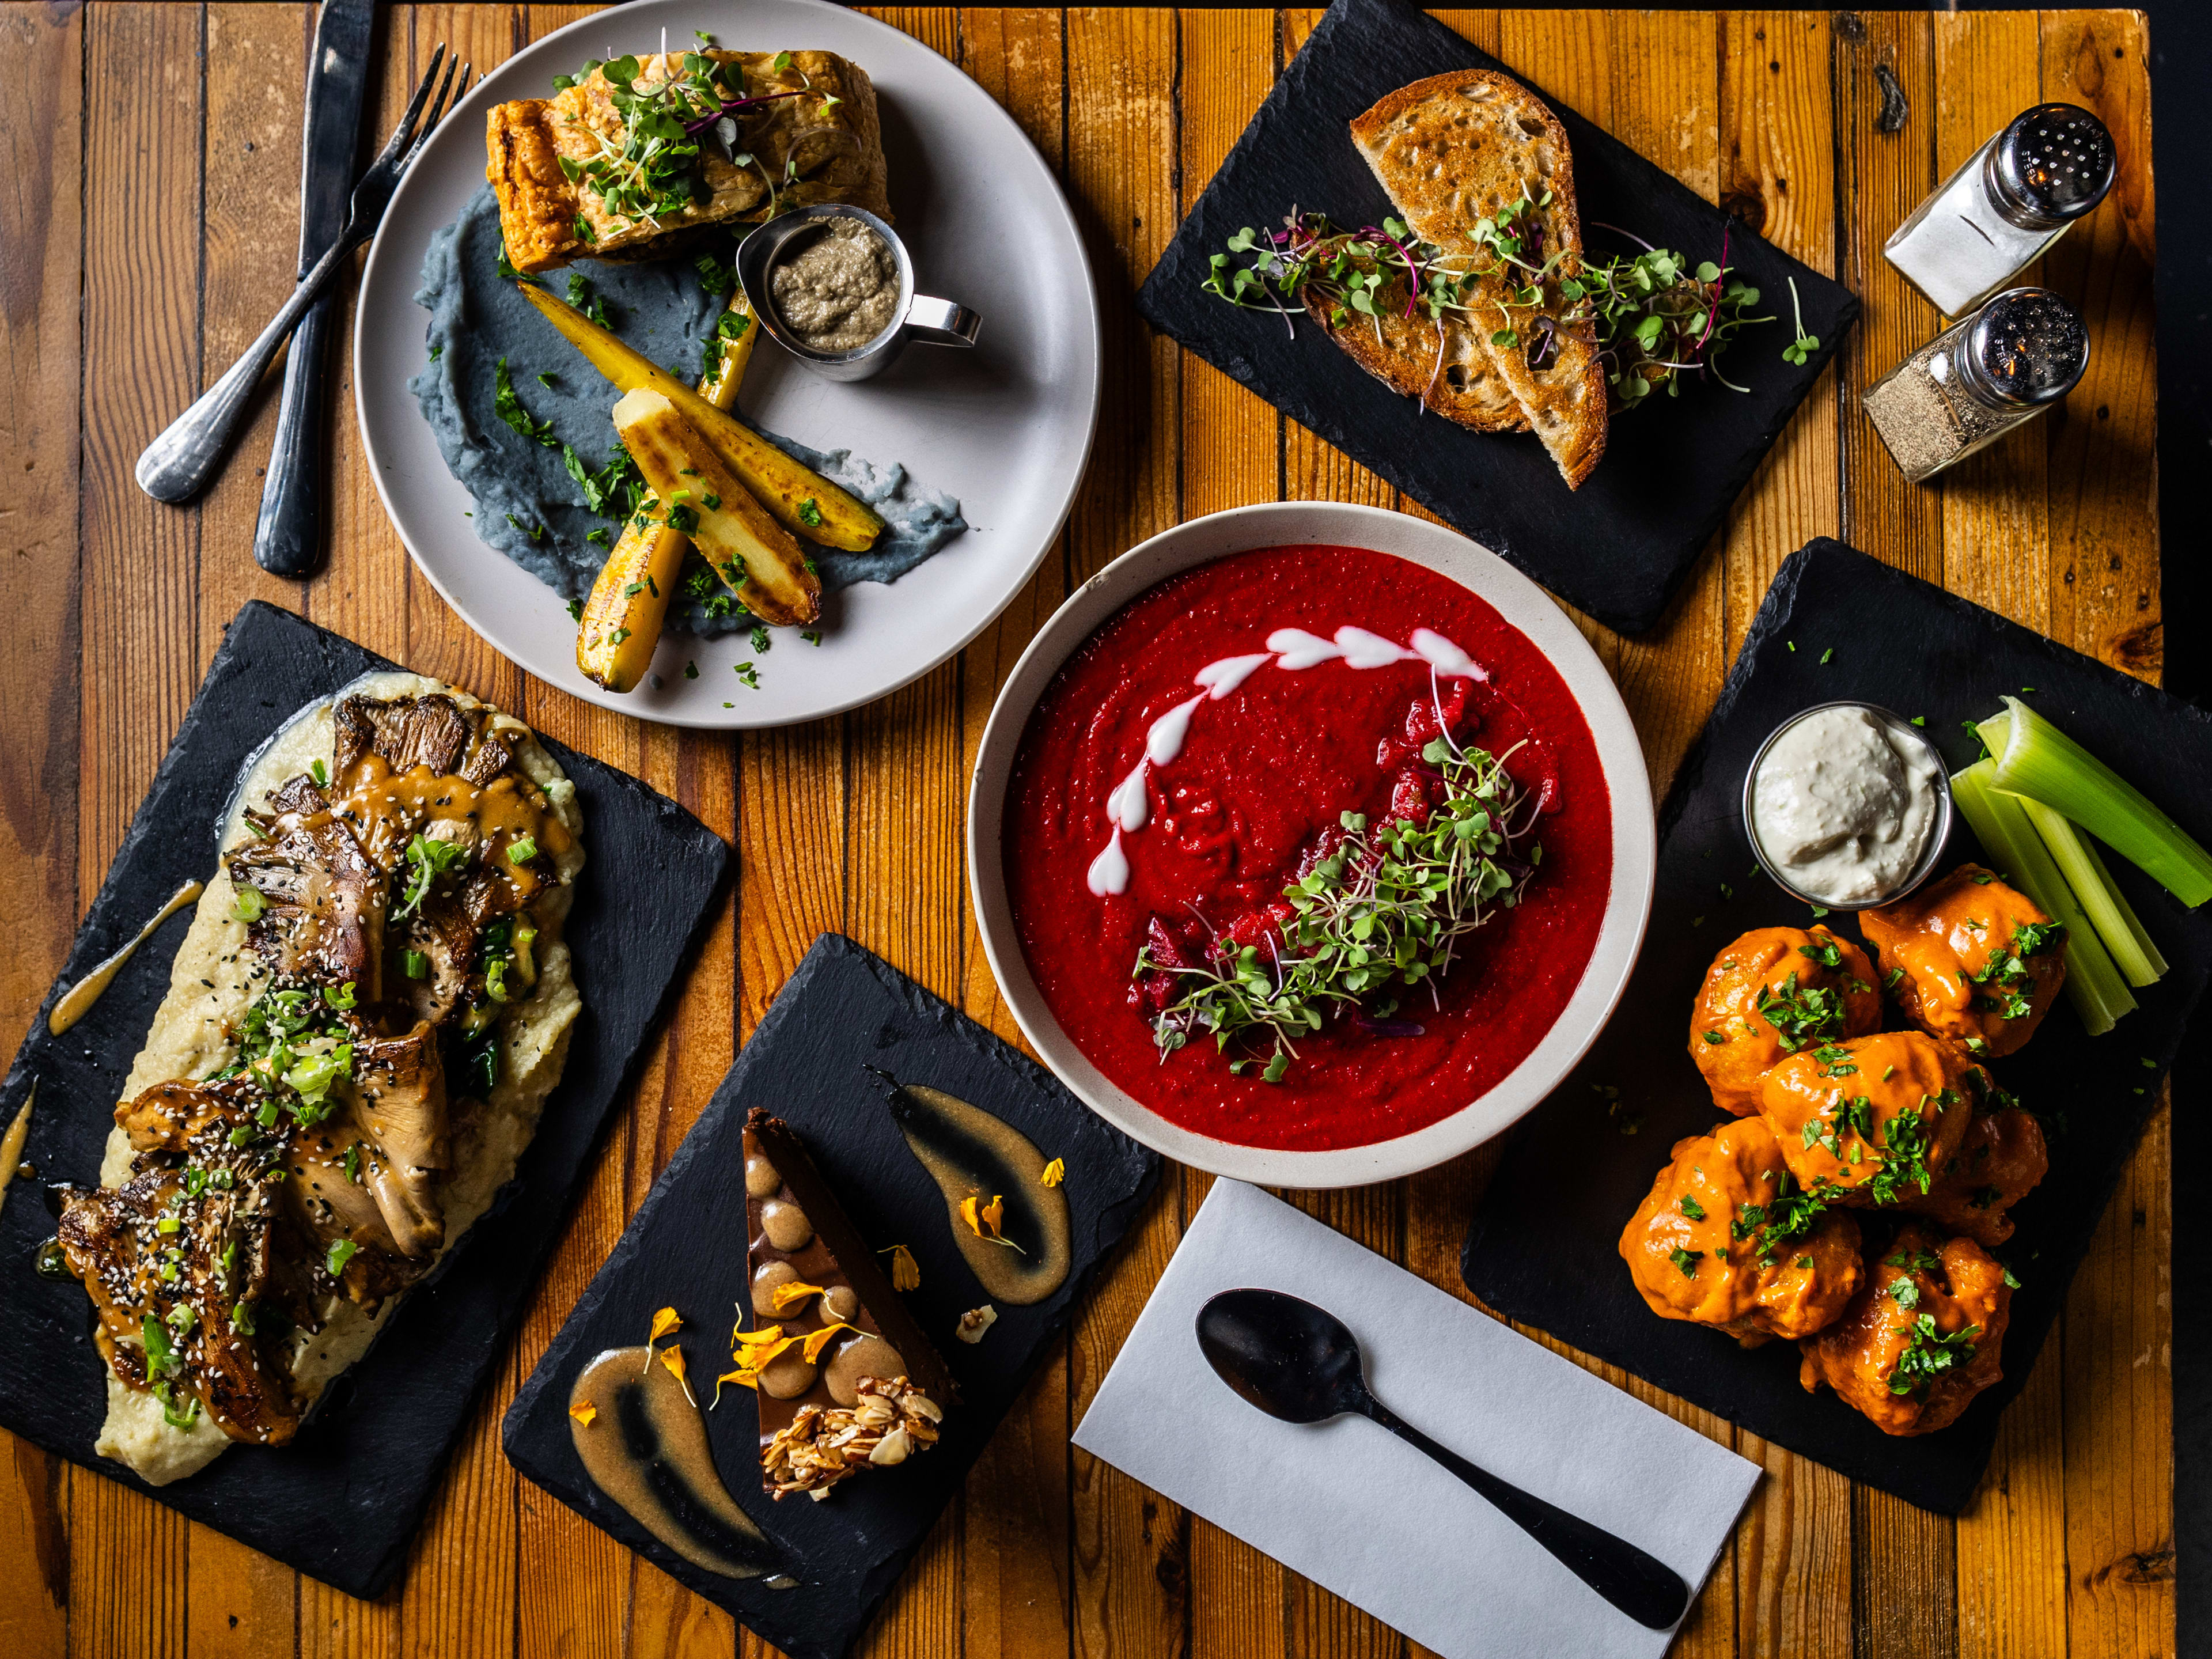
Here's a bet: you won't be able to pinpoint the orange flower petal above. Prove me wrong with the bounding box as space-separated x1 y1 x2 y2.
959 1195 986 1237
569 1400 597 1427
1041 1158 1066 1188
770 1280 827 1313
801 1321 853 1364
647 1305 683 1342
880 1244 922 1292
658 1343 698 1407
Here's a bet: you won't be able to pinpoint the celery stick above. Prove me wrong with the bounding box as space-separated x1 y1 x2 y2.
2012 791 2169 986
1988 696 2212 907
1950 760 2134 1035
2078 832 2169 979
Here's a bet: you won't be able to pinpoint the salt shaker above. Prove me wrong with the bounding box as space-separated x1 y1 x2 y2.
1861 288 2087 484
1884 104 2115 318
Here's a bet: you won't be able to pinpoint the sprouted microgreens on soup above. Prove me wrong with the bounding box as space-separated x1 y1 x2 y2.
1137 722 1541 1081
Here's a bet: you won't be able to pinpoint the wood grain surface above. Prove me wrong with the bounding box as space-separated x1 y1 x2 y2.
0 7 2169 1657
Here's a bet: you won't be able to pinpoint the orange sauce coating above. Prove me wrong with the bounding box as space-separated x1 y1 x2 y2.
1757 1031 1979 1203
1798 1224 2013 1435
1688 926 1882 1116
1619 1116 1863 1344
1861 863 2067 1058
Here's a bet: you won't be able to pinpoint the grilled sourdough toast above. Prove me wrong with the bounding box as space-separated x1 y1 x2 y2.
1305 277 1527 433
1348 70 1608 488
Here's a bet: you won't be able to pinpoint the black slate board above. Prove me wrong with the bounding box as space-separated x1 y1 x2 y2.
1138 0 1857 636
1462 540 2212 1513
0 601 730 1594
504 933 1160 1659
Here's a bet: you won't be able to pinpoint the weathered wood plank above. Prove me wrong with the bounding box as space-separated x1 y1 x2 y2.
1832 9 1942 584
377 14 532 1658
71 6 206 1651
1173 12 1286 1653
2036 18 2172 1659
1713 16 1853 1659
184 10 319 1642
941 18 1078 1654
0 1 85 1646
1931 11 2047 636
1062 13 1187 1654
2041 8 2161 681
1716 11 1840 664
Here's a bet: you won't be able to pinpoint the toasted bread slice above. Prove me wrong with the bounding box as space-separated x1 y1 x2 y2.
1350 70 1608 488
1304 278 1526 433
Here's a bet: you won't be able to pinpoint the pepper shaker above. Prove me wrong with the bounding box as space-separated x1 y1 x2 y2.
1884 104 2115 318
1861 287 2087 484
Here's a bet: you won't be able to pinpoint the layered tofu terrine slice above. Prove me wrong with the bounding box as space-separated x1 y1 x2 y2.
487 48 889 275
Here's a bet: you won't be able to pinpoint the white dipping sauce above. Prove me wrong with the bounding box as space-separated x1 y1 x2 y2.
1751 706 1942 904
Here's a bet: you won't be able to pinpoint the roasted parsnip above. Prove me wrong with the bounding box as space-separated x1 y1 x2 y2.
519 282 881 551
577 292 762 691
612 388 821 627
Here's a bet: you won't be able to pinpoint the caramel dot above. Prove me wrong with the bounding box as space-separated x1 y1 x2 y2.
821 1285 858 1322
823 1334 903 1407
744 1154 781 1199
759 1199 812 1252
752 1260 801 1318
756 1350 817 1400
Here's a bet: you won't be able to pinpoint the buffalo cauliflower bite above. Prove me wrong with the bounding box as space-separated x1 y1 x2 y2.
1620 1116 1863 1345
1798 1224 2013 1435
1861 863 2067 1058
1689 925 1883 1117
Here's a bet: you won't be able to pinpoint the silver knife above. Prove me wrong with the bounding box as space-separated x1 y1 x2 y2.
255 0 376 578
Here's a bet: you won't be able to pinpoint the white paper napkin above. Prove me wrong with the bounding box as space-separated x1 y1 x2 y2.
1073 1181 1759 1658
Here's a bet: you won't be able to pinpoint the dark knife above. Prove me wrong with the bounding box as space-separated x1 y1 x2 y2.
255 0 376 578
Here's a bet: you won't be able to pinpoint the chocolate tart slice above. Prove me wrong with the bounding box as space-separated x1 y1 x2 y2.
741 1109 956 1500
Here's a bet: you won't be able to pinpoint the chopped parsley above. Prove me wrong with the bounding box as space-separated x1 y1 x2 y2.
1887 1313 1980 1396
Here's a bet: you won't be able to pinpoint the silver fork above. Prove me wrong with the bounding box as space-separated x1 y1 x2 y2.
136 46 472 505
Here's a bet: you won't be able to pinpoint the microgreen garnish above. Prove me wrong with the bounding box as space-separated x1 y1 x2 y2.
1136 734 1538 1077
555 46 823 233
1205 199 1790 407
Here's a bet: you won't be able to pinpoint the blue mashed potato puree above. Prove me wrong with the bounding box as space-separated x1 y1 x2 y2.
410 186 967 638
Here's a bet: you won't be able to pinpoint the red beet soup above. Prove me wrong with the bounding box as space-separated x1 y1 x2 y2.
1002 544 1613 1152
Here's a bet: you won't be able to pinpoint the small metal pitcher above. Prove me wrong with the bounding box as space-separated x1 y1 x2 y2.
735 204 980 382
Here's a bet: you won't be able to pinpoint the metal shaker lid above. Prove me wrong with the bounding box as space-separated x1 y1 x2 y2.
1986 103 2116 227
1957 287 2089 406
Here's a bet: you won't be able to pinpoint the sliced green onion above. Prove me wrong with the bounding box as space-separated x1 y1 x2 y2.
1950 760 2134 1035
1984 698 2212 907
507 835 540 866
2010 791 2168 987
326 1239 357 1278
230 885 265 923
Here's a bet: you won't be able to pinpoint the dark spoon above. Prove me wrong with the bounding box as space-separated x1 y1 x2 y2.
1195 1287 1691 1631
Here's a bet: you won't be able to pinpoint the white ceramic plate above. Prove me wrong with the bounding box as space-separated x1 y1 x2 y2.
354 0 1100 728
968 502 1658 1187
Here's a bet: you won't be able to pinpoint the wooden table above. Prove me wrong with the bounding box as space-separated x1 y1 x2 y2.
0 5 2169 1656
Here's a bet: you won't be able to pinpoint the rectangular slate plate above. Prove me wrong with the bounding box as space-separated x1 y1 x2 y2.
0 600 729 1595
1139 0 1857 637
1462 540 2211 1513
505 933 1160 1659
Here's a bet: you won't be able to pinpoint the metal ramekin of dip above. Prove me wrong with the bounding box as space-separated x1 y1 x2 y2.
1742 701 1953 910
735 204 981 382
